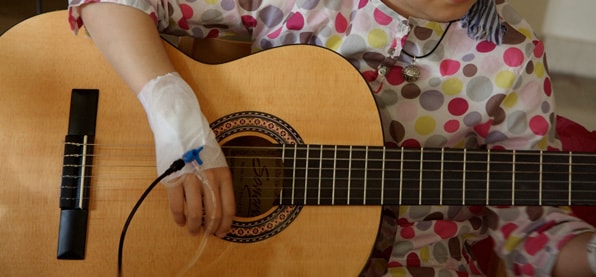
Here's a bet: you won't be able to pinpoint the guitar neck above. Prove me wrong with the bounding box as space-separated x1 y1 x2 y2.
244 145 596 206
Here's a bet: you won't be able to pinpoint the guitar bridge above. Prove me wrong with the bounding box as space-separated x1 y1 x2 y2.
57 89 98 260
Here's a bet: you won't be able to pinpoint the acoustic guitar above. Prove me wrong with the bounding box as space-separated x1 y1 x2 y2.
1 11 595 276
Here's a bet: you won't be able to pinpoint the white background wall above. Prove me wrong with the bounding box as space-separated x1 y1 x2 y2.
542 0 596 43
509 0 596 77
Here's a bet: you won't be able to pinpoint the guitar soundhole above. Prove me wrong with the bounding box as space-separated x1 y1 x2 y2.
223 136 283 218
211 111 303 243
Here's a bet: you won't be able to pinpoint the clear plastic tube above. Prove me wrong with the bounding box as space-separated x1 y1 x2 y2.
176 160 217 276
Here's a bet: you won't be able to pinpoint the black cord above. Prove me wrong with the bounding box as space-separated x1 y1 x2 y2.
117 159 186 276
402 21 454 59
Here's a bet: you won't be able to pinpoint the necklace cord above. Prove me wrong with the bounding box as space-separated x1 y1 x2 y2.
401 21 454 60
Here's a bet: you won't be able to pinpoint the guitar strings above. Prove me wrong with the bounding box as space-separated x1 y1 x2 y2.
62 191 596 203
62 145 596 185
62 179 596 204
61 143 596 164
63 142 596 155
64 143 593 273
61 167 596 189
60 156 596 174
63 148 596 181
61 166 596 185
60 143 596 203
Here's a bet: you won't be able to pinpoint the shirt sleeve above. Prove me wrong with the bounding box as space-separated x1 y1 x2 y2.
487 206 593 276
483 34 595 276
67 0 158 34
69 0 265 40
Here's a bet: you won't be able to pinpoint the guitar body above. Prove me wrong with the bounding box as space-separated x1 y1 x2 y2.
0 11 383 276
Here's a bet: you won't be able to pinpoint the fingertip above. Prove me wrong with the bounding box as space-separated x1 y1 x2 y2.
215 226 232 238
215 232 228 238
189 228 202 236
187 218 203 236
203 214 220 235
186 207 206 232
214 215 234 238
172 213 187 227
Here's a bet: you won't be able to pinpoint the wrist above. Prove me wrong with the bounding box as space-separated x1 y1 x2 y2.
137 72 227 181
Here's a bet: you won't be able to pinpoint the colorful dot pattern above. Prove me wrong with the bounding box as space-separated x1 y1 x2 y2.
68 1 595 276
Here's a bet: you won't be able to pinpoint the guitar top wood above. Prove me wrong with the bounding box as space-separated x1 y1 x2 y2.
0 11 383 276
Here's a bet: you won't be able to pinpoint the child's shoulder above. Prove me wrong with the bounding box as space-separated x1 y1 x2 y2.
496 1 541 42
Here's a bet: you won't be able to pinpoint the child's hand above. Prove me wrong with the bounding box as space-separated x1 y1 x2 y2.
138 72 235 236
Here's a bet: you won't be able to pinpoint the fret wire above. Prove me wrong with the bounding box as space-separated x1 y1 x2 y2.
539 150 543 206
462 148 466 206
291 144 297 205
280 144 285 205
418 148 423 206
347 146 352 205
381 146 386 205
303 144 309 205
332 145 337 205
440 148 444 206
364 146 369 205
318 145 323 205
568 152 572 206
511 149 516 206
486 149 490 206
399 147 404 205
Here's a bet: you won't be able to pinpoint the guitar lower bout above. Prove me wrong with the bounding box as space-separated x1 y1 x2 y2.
0 11 384 276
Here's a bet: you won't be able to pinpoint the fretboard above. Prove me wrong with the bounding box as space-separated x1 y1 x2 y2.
271 144 596 206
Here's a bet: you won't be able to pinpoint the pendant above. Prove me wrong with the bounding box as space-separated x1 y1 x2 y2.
402 63 420 82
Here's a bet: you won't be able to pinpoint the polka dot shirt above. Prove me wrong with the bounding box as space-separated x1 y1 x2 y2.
68 1 594 276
